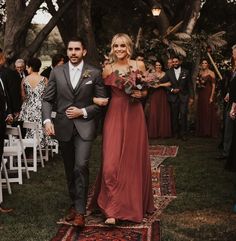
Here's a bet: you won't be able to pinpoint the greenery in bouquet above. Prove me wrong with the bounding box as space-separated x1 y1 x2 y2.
114 67 157 95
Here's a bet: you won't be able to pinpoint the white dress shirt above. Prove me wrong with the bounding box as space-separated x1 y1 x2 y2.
69 61 83 89
174 67 181 80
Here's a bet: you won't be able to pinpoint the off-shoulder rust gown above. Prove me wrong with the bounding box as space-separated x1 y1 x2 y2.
90 72 155 223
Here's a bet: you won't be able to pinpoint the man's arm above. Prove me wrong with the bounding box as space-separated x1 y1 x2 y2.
83 69 107 119
42 69 57 135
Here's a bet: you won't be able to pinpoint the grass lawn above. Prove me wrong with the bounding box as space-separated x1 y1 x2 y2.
1 135 236 241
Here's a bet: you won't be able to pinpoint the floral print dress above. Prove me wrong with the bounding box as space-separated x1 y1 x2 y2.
19 77 48 147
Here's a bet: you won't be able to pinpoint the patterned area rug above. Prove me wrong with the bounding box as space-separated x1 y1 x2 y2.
50 146 178 241
149 145 179 158
50 221 160 241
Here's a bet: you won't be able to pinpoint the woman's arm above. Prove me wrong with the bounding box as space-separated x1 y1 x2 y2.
93 97 109 106
209 71 216 103
230 102 236 119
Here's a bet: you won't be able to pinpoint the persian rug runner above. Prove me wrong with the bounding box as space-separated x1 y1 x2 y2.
50 146 177 241
50 221 160 241
149 145 179 158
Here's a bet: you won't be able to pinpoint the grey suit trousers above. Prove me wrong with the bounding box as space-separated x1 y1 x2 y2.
59 128 93 214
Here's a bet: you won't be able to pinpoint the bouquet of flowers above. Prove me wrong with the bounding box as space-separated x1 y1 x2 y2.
114 67 156 96
196 75 206 89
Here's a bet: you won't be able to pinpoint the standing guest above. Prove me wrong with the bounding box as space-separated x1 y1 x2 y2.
42 36 107 227
18 57 48 146
146 60 172 138
135 54 144 62
41 53 65 79
89 33 155 224
167 58 173 69
15 59 27 79
0 67 13 219
225 45 236 172
217 46 236 159
0 53 21 120
195 59 219 137
164 56 194 140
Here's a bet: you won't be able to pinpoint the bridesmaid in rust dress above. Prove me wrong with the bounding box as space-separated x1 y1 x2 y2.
196 59 219 137
91 33 155 224
146 60 172 138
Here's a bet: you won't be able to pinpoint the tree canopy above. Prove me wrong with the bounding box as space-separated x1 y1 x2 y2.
0 0 235 66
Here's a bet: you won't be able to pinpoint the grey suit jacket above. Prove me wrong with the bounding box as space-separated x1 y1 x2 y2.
42 62 106 142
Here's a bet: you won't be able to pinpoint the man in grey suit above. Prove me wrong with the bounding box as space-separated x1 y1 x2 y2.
42 36 107 227
165 56 194 140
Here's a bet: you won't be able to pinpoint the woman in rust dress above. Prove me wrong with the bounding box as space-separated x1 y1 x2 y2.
196 59 219 137
91 33 155 224
146 60 172 138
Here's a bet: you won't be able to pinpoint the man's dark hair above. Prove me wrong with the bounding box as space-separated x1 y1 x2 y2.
27 57 42 72
172 55 181 60
52 53 65 67
67 36 87 49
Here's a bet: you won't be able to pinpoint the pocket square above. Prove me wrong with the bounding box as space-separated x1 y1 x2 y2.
85 80 93 85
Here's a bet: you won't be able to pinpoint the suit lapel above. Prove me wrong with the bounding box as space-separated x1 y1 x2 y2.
179 69 186 82
63 63 74 93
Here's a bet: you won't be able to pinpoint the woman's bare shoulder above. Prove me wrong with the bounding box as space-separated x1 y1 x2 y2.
209 70 215 78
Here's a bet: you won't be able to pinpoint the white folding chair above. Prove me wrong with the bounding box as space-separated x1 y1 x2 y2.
45 139 59 160
0 157 12 203
42 111 59 161
22 121 44 172
3 125 30 184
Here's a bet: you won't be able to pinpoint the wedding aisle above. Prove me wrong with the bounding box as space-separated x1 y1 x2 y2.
50 145 178 241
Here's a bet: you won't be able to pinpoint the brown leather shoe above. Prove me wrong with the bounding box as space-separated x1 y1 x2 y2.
65 207 77 222
70 213 85 227
0 206 13 213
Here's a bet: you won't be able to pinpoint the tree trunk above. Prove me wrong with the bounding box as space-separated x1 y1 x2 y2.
3 0 74 65
46 0 77 46
184 0 201 35
20 0 74 60
76 0 100 66
4 0 44 62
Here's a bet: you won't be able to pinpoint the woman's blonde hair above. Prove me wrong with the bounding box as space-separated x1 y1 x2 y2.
109 33 133 63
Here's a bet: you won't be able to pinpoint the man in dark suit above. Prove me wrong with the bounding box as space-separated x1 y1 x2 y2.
41 53 65 79
0 54 22 120
0 53 13 215
42 36 107 227
15 59 28 80
165 56 194 140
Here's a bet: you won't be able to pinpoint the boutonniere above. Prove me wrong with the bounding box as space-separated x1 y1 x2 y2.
82 69 92 78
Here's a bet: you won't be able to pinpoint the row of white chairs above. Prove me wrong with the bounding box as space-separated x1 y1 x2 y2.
0 121 58 203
